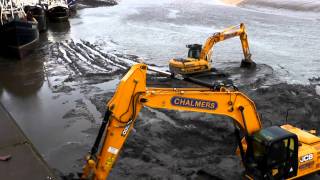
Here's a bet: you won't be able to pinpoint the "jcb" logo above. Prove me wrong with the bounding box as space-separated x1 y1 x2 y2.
121 119 133 137
300 154 313 163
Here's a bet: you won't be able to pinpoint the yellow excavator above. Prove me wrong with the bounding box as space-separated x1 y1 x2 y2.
81 64 320 180
169 23 255 76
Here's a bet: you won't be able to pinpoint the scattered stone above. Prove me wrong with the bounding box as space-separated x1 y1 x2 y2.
52 95 60 99
63 76 75 83
89 92 114 114
62 100 69 104
52 85 75 94
62 99 95 123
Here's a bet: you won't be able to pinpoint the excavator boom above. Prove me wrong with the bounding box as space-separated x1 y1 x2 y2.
82 64 261 179
200 23 251 62
82 64 320 180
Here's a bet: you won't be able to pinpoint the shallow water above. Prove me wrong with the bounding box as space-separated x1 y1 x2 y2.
0 0 319 179
70 0 320 83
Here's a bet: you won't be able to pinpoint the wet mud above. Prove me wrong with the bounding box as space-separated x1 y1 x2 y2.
0 57 45 96
96 80 320 180
239 0 320 12
0 37 319 179
80 57 320 179
0 1 319 179
46 39 140 86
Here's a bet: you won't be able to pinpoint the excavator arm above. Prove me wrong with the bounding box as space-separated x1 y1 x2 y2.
200 23 252 65
142 88 261 134
81 64 147 180
81 64 262 179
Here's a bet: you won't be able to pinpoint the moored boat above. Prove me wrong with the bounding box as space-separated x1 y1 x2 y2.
24 4 47 32
47 0 69 22
0 0 39 59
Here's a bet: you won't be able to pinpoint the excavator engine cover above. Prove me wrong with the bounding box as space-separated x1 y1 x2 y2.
169 44 208 75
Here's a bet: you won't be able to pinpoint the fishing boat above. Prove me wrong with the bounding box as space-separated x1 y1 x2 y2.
23 0 47 32
0 0 39 59
47 0 69 22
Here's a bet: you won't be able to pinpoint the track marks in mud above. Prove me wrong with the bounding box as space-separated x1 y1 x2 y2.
49 40 141 82
53 41 108 77
61 42 109 74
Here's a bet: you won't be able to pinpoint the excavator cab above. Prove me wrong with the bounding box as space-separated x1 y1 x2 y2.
187 44 202 60
246 126 299 179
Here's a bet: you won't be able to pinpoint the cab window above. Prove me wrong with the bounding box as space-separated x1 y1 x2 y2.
267 139 291 166
188 49 200 59
252 139 266 161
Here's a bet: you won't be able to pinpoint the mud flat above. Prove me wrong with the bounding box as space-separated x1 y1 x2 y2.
42 40 319 179
1 36 318 179
238 0 320 12
109 86 319 179
77 0 117 9
84 64 320 179
0 0 319 179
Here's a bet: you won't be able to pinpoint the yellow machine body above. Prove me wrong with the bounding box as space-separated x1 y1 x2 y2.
169 58 212 75
169 23 254 75
82 64 320 180
281 125 320 179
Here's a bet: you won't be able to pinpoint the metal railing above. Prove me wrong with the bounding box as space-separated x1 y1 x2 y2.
0 0 26 25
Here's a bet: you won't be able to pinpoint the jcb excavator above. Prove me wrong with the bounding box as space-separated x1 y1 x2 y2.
169 23 255 76
82 64 320 180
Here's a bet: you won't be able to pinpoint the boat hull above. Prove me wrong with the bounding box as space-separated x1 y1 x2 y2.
47 6 69 22
0 19 39 59
24 5 47 32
